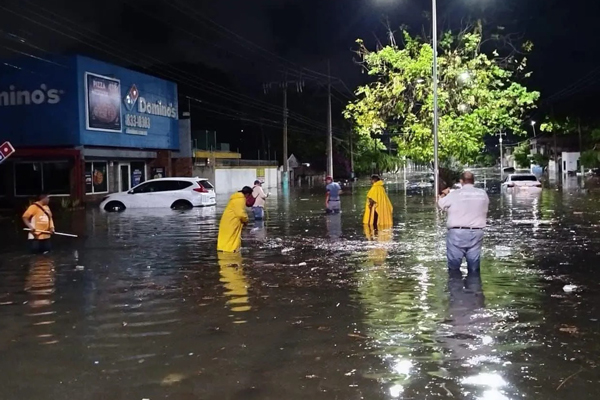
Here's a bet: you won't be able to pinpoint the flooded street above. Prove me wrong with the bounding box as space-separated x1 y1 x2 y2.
1 177 600 400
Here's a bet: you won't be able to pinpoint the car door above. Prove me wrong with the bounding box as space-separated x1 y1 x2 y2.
148 181 191 208
129 181 159 208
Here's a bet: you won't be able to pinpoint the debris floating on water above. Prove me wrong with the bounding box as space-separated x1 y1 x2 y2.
298 262 307 266
563 285 578 293
281 247 294 253
75 265 85 271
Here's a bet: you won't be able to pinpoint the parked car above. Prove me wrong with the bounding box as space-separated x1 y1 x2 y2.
501 173 542 192
100 177 216 212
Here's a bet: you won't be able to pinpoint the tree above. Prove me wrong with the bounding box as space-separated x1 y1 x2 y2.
513 141 531 168
344 23 540 168
581 150 600 169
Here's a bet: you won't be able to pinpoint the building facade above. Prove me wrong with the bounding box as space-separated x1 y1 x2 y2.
0 55 191 205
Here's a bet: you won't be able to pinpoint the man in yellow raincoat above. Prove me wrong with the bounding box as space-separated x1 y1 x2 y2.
217 186 253 252
363 175 393 228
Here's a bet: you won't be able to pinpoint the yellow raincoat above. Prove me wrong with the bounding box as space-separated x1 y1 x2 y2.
217 192 249 252
363 180 393 228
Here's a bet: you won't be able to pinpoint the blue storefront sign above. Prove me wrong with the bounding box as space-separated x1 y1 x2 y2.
0 55 179 150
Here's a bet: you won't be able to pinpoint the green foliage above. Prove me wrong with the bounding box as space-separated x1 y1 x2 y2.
344 25 540 167
476 153 497 167
580 150 600 169
531 153 549 170
351 134 404 174
539 117 577 135
513 142 531 168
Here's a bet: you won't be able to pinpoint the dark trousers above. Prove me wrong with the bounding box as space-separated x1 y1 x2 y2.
30 239 51 254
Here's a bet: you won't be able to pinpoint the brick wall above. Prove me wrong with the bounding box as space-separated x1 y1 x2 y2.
173 157 193 177
149 150 172 177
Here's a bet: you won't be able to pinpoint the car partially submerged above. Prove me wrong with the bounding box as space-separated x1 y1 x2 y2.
100 177 216 212
501 173 542 192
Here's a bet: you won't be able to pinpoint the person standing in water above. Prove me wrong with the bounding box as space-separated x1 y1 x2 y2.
363 175 393 228
325 176 342 214
22 193 55 254
251 180 269 220
217 186 253 253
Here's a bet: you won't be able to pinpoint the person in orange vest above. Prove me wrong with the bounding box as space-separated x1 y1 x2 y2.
22 193 55 254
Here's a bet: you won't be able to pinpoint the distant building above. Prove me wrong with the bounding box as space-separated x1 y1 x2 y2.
0 55 191 206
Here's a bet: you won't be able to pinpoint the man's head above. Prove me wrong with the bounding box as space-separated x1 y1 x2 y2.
460 171 475 185
240 186 253 197
37 193 50 205
371 174 381 184
254 180 262 186
325 176 332 184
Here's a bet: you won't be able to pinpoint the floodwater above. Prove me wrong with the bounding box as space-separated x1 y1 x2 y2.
1 175 600 400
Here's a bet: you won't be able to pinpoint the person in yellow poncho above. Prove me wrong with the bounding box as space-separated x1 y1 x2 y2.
217 186 253 253
363 175 393 228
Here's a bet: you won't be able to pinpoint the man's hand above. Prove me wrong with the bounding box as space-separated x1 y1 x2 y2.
50 227 55 234
440 188 451 197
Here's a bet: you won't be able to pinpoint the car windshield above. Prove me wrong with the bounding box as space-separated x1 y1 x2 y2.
511 175 538 182
198 180 214 189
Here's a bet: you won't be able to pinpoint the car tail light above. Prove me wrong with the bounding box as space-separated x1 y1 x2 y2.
193 187 208 193
534 183 542 187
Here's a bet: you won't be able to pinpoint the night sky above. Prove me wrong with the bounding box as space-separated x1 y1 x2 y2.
0 0 599 161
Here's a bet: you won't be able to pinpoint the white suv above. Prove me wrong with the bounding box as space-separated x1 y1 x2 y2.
100 177 216 212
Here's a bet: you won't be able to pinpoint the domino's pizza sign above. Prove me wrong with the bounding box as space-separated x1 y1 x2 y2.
0 141 15 164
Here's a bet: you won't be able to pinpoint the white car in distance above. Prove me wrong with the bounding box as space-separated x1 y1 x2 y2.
100 177 216 212
501 173 542 192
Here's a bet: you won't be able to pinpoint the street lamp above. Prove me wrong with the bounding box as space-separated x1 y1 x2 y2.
531 120 537 137
432 0 440 199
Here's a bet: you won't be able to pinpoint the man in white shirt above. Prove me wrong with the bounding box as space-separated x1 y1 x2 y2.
251 180 269 220
438 171 489 275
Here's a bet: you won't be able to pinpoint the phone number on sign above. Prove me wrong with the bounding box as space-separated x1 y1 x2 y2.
125 114 151 129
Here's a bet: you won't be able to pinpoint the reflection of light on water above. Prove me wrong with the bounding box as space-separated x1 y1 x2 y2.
392 359 412 376
389 384 404 398
462 372 507 388
218 253 251 320
479 389 510 400
482 335 494 345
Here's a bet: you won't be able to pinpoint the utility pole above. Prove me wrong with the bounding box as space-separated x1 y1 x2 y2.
326 60 333 178
498 131 506 179
578 117 584 180
263 76 304 189
349 131 355 180
283 83 288 187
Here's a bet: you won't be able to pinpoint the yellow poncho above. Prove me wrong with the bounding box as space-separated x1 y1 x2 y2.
217 192 249 253
363 180 393 228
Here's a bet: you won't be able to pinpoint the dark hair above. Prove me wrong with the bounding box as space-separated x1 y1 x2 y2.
371 174 381 182
240 186 253 195
254 180 261 185
38 193 50 201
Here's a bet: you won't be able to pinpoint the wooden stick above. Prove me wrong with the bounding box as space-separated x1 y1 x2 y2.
23 228 78 238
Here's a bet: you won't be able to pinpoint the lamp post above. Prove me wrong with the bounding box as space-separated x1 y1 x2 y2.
531 120 537 137
432 0 440 198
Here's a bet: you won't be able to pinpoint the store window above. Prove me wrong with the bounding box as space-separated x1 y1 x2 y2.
85 162 108 194
14 161 70 196
130 161 146 187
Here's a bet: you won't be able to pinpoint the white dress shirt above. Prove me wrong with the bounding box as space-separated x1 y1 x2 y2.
438 184 489 229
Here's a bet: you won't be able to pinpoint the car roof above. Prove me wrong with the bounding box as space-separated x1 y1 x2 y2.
143 177 210 183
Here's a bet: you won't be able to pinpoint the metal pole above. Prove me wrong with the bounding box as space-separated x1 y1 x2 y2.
432 0 440 199
349 132 355 180
326 60 334 177
499 134 504 180
283 80 289 188
579 118 584 183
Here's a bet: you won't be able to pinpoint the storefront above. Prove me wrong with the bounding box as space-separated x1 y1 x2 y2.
0 55 190 206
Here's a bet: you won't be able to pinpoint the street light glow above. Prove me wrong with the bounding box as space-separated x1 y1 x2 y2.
531 121 536 126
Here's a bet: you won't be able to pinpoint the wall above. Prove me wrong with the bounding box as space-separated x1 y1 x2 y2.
0 56 80 147
213 166 278 194
76 56 179 150
562 152 580 173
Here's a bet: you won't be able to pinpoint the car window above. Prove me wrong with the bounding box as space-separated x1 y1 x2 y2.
198 180 214 189
511 175 538 182
178 181 194 190
133 181 186 193
132 182 152 194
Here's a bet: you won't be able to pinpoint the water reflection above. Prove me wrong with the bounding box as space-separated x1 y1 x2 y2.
326 213 342 240
218 252 251 321
25 256 58 345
